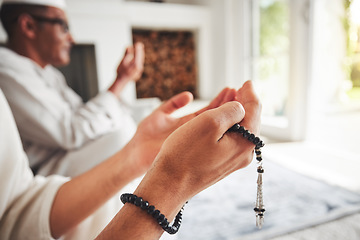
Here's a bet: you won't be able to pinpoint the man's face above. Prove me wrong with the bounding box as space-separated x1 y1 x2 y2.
33 7 74 67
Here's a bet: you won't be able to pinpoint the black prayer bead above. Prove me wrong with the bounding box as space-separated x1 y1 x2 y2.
157 214 165 223
153 210 161 218
239 126 245 133
141 200 149 210
243 130 250 138
120 194 126 203
147 205 155 214
228 123 240 132
248 133 255 141
161 220 169 228
129 194 136 203
134 197 143 206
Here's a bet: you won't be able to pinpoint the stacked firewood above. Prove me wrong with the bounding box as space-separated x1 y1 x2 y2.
133 29 198 100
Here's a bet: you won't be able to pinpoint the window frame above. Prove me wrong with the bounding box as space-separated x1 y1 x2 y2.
242 0 314 141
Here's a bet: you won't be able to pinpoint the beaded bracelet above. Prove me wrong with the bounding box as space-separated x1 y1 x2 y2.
120 123 265 234
120 193 186 234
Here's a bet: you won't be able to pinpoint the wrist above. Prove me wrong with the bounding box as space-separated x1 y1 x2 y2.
120 193 186 234
132 158 191 221
108 77 130 97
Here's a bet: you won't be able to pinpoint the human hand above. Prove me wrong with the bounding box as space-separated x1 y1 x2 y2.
134 81 261 211
109 42 145 96
235 80 262 135
95 82 261 240
126 87 237 176
116 42 145 81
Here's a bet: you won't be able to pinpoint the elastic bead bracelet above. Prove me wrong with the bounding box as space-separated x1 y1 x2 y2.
120 193 186 234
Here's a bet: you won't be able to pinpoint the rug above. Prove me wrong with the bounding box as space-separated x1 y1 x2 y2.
171 159 360 240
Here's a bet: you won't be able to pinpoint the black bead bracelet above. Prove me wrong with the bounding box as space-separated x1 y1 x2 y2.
120 193 186 234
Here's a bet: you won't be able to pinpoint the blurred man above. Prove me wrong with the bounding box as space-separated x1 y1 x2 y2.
0 0 145 177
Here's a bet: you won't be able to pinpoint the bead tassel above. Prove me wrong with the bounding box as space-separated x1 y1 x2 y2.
228 123 266 229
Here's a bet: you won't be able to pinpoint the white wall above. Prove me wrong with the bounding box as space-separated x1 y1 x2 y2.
66 0 134 99
0 0 245 102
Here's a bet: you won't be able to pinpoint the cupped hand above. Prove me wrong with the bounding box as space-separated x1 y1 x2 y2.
140 81 262 202
109 42 145 96
116 42 145 81
128 87 237 175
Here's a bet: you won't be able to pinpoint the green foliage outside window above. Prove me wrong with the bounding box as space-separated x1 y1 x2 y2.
260 0 289 57
258 0 289 82
343 0 360 94
257 0 289 116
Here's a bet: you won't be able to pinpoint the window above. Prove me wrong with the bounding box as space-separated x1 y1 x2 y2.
249 0 312 141
254 0 289 119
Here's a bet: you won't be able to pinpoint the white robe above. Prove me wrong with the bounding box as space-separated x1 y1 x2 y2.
0 47 137 177
0 89 174 240
0 90 69 239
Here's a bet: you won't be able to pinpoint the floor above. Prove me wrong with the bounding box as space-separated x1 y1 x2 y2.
264 106 360 240
264 106 360 192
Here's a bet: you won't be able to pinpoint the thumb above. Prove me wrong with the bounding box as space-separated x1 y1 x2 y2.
122 46 134 65
158 91 193 114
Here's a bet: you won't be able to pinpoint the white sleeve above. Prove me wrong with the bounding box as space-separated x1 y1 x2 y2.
0 64 136 150
0 90 69 239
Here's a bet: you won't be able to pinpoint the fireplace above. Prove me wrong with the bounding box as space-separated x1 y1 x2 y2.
132 29 198 100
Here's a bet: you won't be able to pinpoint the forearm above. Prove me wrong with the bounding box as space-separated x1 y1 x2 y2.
108 76 131 98
49 142 139 238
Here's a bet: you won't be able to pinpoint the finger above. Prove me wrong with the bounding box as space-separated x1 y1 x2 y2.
236 81 262 134
157 91 193 115
203 101 246 141
122 46 134 65
236 80 259 104
207 87 231 109
220 88 236 105
195 88 235 116
134 42 145 68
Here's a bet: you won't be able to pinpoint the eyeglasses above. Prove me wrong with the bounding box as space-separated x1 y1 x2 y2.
30 15 70 33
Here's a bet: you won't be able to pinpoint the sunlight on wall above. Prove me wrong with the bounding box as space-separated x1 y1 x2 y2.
311 0 347 111
350 0 360 25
